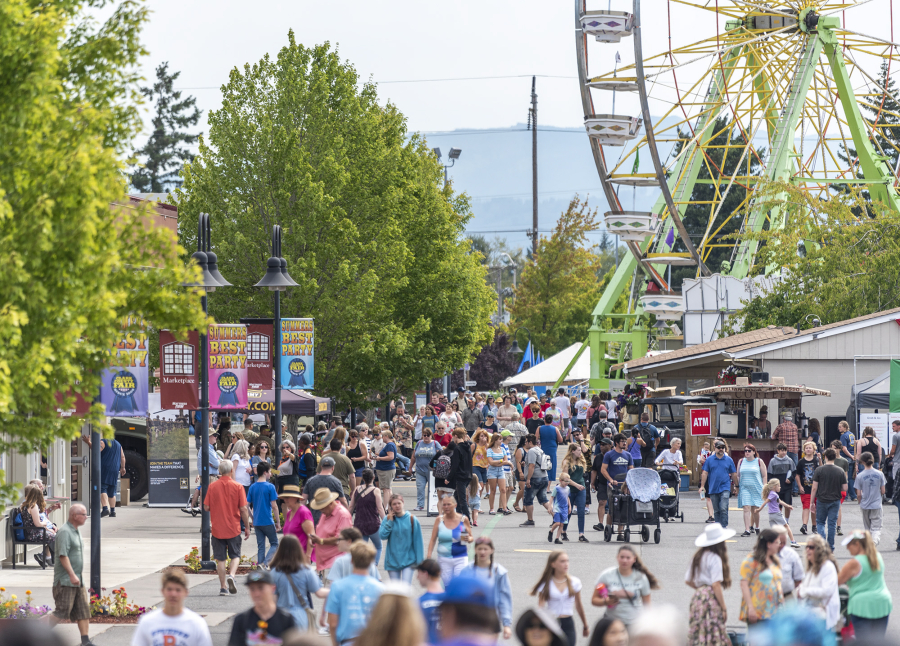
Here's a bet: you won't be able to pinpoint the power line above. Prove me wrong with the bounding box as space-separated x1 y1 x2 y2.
174 73 578 91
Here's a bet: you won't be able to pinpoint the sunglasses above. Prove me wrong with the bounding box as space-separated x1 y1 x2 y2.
744 449 754 453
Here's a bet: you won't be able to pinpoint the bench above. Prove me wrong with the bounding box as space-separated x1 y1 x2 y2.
7 508 52 569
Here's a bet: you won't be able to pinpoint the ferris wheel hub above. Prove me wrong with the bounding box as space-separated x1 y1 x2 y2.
799 7 819 33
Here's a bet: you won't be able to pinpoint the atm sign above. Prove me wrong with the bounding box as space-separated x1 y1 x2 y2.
690 408 712 436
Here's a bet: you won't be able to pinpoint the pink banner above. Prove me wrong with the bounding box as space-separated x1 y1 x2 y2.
208 324 248 410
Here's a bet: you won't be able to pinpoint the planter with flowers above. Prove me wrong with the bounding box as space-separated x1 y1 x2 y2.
88 587 150 624
173 547 258 575
0 588 51 619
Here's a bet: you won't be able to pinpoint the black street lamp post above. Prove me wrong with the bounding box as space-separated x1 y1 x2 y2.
183 213 231 568
255 225 296 452
507 326 533 357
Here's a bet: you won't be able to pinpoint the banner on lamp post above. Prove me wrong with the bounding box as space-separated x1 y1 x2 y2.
281 318 314 390
148 415 191 507
100 316 149 417
247 323 274 390
159 330 200 410
208 324 248 410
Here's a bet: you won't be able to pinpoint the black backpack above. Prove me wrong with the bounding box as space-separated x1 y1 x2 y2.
589 407 601 428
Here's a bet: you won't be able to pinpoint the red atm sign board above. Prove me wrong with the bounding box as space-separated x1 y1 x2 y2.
690 408 712 436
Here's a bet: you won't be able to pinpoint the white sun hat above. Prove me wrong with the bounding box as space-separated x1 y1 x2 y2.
695 522 737 547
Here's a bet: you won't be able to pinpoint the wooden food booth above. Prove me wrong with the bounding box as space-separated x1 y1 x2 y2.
688 377 830 474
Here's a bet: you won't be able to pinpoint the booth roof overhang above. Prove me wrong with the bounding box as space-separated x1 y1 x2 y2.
689 383 831 399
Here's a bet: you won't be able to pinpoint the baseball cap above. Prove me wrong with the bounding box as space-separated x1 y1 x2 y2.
500 430 512 437
245 569 274 585
439 574 494 607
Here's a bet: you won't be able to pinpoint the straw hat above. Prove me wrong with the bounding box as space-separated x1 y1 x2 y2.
694 522 736 547
279 484 302 499
309 487 340 510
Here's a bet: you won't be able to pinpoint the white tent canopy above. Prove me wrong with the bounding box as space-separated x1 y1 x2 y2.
500 343 589 388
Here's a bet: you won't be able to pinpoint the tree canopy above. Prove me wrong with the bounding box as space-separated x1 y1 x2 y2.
508 196 608 356
0 0 208 498
175 35 495 408
728 181 900 332
131 62 202 193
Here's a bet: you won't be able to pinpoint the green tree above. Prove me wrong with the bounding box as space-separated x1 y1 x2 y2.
727 181 900 332
131 62 202 192
0 0 208 500
175 35 495 409
508 196 606 355
668 118 764 288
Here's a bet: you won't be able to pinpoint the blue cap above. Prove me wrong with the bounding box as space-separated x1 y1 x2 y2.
439 574 494 607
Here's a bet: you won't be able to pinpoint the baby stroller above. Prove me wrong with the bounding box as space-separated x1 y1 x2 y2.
603 468 662 544
658 468 684 522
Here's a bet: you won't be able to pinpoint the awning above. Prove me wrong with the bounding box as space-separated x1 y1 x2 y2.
214 389 331 417
690 384 831 399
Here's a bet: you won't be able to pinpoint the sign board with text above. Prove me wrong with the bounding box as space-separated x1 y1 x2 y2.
690 407 712 436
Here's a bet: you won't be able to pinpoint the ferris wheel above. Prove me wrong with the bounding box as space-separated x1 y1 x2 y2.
571 0 900 389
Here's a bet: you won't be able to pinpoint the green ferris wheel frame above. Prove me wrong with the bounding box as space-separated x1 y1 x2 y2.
556 0 900 393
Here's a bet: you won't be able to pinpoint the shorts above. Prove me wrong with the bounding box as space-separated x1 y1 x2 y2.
473 466 488 483
487 466 505 480
354 467 364 478
769 512 787 526
553 512 569 524
102 480 118 498
211 535 242 561
469 496 482 511
595 481 609 501
801 494 812 510
52 585 91 622
524 477 549 507
505 472 515 490
376 469 395 488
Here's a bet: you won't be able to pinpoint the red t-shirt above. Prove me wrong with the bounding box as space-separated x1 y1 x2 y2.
435 433 452 447
205 476 247 539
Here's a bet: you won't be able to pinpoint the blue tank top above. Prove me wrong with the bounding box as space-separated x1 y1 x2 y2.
437 519 468 558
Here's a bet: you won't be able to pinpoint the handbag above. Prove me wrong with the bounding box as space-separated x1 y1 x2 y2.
285 570 318 632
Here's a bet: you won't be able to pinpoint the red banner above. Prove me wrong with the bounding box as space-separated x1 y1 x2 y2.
247 323 273 390
55 389 93 419
159 330 199 410
690 408 712 436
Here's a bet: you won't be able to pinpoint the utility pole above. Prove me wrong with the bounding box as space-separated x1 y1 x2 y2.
528 77 538 256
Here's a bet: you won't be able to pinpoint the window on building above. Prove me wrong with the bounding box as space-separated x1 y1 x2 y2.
162 342 194 376
248 332 269 361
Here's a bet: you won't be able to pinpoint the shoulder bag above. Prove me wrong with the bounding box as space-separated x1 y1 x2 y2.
285 570 318 632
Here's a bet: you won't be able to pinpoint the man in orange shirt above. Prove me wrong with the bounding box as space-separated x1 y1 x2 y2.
203 459 250 596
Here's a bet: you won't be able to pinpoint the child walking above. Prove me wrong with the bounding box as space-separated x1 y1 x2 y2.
855 452 886 545
762 478 799 547
467 474 481 527
549 474 572 544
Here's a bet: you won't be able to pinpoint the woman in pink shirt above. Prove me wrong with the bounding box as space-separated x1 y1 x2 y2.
281 484 315 565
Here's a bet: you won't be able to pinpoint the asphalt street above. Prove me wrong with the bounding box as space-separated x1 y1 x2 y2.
75 457 900 645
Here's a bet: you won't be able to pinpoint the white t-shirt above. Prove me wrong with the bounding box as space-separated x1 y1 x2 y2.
655 449 683 471
684 551 723 588
553 396 571 419
575 399 590 420
537 576 582 617
231 455 252 486
131 607 212 646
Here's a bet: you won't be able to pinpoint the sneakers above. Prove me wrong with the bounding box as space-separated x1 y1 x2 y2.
548 531 554 543
800 524 808 535
753 527 760 534
579 535 589 543
791 541 801 548
100 507 110 518
109 509 116 518
554 538 563 544
585 506 591 514
705 516 716 524
34 554 46 568
616 534 625 542
181 506 194 515
740 530 753 537
593 523 604 532
520 520 535 527
836 526 843 536
413 506 424 511
227 575 237 595
472 519 478 527
317 626 330 636
561 532 569 542
219 588 230 596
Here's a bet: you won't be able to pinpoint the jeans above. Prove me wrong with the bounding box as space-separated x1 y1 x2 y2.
416 470 429 508
709 491 730 527
363 532 382 567
524 477 550 507
395 454 410 472
387 567 415 583
564 486 587 534
816 499 840 550
455 480 470 519
847 462 857 501
787 452 799 494
254 524 279 566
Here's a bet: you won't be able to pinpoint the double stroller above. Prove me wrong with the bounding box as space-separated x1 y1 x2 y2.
603 467 663 544
658 467 684 522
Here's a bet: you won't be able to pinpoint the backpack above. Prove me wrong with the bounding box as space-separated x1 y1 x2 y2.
533 448 552 472
433 454 453 480
11 509 24 541
589 407 601 428
637 423 654 447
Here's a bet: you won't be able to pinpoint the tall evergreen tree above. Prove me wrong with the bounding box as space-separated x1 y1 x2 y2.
131 62 201 193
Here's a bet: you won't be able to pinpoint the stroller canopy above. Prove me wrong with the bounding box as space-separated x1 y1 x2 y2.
626 468 662 503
